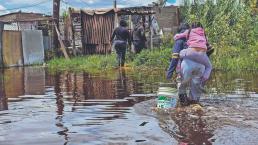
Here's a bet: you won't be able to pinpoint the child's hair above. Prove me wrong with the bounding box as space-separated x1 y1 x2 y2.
187 22 206 40
120 20 127 27
178 23 190 33
191 22 203 28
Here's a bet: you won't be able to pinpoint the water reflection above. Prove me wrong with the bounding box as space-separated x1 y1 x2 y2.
24 67 45 95
207 70 258 95
0 67 257 145
0 69 7 111
0 66 46 110
4 68 24 98
54 72 69 144
47 68 141 102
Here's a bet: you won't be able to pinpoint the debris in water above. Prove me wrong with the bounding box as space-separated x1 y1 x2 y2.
135 140 146 142
139 121 148 126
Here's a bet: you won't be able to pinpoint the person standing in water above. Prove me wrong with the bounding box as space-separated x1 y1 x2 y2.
111 20 131 67
166 23 190 80
174 22 213 105
132 20 146 54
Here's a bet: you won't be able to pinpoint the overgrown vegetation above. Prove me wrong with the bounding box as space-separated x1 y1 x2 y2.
180 0 258 70
180 0 257 47
47 48 172 73
48 0 258 73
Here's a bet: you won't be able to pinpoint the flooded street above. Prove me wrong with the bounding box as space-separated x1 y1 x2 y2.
0 67 257 145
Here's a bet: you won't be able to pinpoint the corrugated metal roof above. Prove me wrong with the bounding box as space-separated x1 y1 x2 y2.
0 12 51 23
71 6 155 16
81 9 115 15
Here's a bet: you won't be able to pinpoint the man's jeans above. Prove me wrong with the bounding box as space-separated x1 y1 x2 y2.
178 59 205 102
114 40 127 67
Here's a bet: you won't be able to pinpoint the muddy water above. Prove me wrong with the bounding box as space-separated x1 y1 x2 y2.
0 67 257 145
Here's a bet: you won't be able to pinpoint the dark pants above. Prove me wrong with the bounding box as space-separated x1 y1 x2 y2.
166 58 179 80
133 40 145 54
114 40 127 67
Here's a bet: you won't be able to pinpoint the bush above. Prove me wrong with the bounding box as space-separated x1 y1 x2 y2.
180 0 258 48
132 47 171 69
212 43 258 70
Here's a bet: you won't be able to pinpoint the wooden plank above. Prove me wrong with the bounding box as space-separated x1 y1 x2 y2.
129 93 157 97
69 8 77 56
0 22 3 68
54 24 70 59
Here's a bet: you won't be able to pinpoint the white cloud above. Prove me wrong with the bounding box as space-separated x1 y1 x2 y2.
85 0 100 4
0 4 6 11
0 5 8 15
5 1 52 14
120 0 157 6
117 4 130 8
74 0 100 4
7 0 44 4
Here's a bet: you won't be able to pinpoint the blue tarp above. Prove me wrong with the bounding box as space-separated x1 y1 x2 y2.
167 0 176 3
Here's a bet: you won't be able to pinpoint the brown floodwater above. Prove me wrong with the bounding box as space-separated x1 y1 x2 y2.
0 67 257 145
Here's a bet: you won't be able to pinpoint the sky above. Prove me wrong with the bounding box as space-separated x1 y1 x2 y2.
0 0 178 15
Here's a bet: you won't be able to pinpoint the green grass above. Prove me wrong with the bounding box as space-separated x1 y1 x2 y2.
211 44 258 70
47 45 258 74
47 53 117 74
129 47 171 70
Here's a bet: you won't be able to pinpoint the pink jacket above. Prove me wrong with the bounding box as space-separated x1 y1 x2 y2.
174 27 207 50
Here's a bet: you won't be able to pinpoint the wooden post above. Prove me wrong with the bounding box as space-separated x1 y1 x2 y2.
114 0 118 28
69 8 76 56
149 15 153 49
128 15 133 52
176 7 180 26
128 15 132 30
0 69 7 110
0 22 4 68
54 24 70 59
53 0 60 54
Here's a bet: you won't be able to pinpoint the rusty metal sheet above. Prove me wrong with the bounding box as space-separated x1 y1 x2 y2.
2 30 23 67
4 68 24 98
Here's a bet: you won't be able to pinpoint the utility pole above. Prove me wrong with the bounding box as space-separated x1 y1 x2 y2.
0 22 4 68
113 0 118 28
53 0 60 55
113 0 117 8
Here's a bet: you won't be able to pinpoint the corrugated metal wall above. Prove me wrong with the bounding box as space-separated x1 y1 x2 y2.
22 30 44 65
2 31 23 67
81 11 115 54
43 36 51 50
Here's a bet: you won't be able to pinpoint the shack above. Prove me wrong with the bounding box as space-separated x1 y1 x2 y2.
0 12 51 67
67 6 156 55
0 11 51 31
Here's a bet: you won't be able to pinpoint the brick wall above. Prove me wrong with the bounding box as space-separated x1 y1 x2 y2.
154 6 179 34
